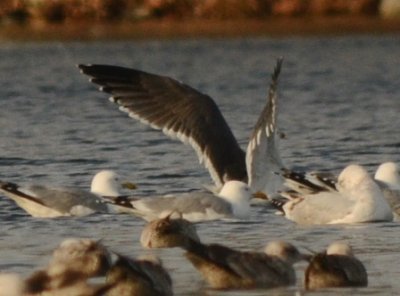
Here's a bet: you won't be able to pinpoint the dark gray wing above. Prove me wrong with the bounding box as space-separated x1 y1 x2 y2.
246 58 284 196
79 64 246 188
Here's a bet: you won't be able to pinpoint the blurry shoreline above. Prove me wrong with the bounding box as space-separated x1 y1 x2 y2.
1 16 400 42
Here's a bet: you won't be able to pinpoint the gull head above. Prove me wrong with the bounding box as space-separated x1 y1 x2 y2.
218 181 251 202
337 164 372 194
218 181 251 218
375 162 400 189
91 170 125 197
326 242 353 256
264 241 308 264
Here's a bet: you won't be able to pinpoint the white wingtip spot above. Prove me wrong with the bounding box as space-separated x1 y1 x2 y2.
119 106 131 114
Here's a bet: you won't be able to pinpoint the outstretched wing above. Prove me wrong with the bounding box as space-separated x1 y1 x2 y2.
79 65 246 188
246 58 284 197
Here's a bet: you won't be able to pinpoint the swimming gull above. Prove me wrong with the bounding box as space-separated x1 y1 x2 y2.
104 180 252 222
374 162 400 216
184 239 307 289
375 162 400 190
273 164 393 224
138 219 308 289
0 170 134 218
106 254 173 296
78 58 285 197
305 242 368 290
140 213 200 248
172 225 307 289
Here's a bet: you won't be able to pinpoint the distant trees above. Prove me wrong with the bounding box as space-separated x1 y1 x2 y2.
0 0 389 25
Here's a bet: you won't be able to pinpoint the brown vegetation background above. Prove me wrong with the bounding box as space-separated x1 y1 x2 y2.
1 0 400 40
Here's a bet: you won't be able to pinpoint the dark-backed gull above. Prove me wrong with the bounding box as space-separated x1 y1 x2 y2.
78 59 285 197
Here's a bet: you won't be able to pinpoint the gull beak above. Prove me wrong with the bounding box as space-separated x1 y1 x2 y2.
121 181 137 190
252 191 269 200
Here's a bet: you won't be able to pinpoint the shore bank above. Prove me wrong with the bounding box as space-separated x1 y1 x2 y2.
1 16 400 42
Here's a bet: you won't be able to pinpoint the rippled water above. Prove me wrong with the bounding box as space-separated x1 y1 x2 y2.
0 36 399 295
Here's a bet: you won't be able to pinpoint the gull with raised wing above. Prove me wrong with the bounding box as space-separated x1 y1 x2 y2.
79 59 285 197
0 170 134 218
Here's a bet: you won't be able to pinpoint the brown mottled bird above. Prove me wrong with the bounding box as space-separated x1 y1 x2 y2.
184 239 307 289
22 239 112 295
138 212 307 289
106 254 173 296
140 213 200 248
305 242 368 290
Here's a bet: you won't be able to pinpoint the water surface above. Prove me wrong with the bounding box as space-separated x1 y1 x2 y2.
0 36 399 295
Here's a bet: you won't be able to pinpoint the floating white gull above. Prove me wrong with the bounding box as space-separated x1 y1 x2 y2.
305 242 368 290
273 164 393 224
78 59 285 197
106 180 252 222
374 162 400 217
375 162 400 189
276 162 400 219
0 170 134 218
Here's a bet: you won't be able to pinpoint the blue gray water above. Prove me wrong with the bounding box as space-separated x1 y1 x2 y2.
0 36 399 295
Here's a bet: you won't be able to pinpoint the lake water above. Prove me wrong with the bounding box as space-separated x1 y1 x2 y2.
0 35 399 295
